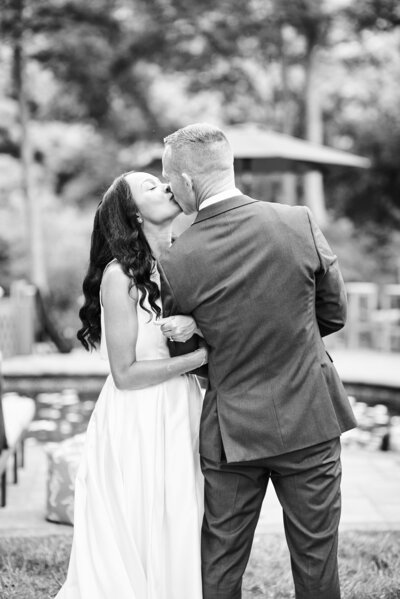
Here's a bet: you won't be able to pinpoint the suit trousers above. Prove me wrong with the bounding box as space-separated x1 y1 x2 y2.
201 437 342 599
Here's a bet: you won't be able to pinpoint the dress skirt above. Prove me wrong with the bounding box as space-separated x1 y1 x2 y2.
56 373 204 599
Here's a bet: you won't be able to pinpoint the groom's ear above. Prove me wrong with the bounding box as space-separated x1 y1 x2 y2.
181 172 194 191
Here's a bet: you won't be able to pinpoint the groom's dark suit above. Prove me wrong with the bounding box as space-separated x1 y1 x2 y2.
158 195 356 599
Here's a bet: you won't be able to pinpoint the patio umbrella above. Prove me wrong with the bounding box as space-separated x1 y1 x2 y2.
137 124 371 173
225 125 371 173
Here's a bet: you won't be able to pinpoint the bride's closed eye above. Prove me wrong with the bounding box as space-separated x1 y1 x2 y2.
142 179 160 192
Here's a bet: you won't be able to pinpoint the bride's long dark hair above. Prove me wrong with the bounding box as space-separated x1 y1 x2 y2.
77 172 161 351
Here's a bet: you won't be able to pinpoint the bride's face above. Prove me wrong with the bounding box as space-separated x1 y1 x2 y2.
125 172 182 225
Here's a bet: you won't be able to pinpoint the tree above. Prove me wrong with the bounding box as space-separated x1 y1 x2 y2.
1 0 47 289
346 0 400 31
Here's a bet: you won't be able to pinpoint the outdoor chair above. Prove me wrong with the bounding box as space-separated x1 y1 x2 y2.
377 284 400 351
0 360 35 507
345 282 379 349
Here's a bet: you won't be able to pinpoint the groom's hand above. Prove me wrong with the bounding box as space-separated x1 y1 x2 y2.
156 315 200 343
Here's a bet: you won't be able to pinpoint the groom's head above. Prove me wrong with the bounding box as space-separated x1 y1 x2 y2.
162 123 235 214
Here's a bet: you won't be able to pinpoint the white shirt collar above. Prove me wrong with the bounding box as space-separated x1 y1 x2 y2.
198 188 242 211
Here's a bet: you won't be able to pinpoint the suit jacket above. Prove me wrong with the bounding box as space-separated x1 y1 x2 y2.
158 195 356 462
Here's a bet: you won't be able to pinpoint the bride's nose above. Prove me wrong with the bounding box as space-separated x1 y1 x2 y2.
164 184 172 193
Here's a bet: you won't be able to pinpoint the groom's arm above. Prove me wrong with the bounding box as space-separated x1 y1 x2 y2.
158 258 208 378
306 208 347 337
157 258 181 320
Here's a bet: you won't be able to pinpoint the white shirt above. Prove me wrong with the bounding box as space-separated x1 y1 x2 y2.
198 188 242 211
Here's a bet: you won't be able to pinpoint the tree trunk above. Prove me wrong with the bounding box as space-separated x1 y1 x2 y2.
13 0 47 291
303 44 328 227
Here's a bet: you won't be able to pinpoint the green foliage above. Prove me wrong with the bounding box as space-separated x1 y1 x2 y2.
42 202 94 344
0 534 73 599
1 532 400 598
245 531 400 598
345 0 400 32
1 0 400 331
323 26 400 225
325 218 400 284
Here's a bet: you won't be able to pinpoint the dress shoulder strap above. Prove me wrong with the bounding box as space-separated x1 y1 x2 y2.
103 258 119 275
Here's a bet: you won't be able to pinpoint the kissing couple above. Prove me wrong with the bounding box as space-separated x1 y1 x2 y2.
55 123 356 599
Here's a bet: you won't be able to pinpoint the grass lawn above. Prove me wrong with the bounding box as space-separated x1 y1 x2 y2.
0 531 399 598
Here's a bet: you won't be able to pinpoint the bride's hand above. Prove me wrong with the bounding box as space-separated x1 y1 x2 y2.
157 315 200 343
193 341 209 367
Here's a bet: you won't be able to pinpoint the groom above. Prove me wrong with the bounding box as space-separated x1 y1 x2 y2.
158 123 356 599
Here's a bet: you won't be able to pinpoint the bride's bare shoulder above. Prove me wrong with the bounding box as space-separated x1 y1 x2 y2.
101 262 138 304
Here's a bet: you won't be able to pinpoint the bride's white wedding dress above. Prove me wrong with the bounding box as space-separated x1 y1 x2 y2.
56 263 204 599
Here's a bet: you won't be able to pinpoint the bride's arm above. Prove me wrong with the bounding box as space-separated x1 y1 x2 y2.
101 267 207 391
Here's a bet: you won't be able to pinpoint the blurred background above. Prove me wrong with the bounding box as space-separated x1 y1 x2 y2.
0 0 399 348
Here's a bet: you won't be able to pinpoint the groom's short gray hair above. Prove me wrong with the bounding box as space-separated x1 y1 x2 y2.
164 123 233 175
164 123 228 147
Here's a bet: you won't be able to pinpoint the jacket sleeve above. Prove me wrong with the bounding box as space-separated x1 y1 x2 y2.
158 257 208 378
158 258 181 319
306 208 347 337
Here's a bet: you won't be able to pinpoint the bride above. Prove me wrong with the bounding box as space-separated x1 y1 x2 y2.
55 171 207 599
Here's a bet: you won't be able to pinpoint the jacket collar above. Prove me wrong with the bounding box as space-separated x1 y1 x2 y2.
192 195 259 225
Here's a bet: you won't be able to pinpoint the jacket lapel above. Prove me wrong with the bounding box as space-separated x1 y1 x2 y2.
192 195 259 225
